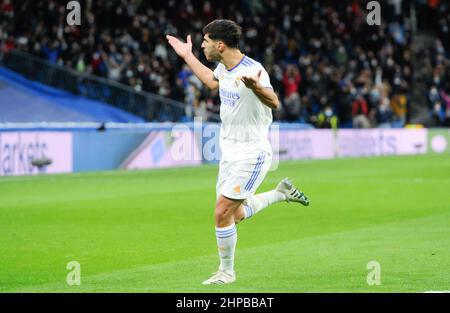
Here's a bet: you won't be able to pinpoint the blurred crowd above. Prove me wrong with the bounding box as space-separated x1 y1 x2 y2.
419 0 450 127
1 0 449 127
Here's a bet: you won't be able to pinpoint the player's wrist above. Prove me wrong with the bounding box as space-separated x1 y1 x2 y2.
183 51 195 62
250 82 262 92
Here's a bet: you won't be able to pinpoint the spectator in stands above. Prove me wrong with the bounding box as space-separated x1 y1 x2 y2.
428 85 441 106
440 89 450 114
336 86 354 128
316 105 338 129
376 97 393 128
177 64 193 90
444 107 450 127
390 88 408 127
282 65 302 121
431 102 445 126
352 93 371 128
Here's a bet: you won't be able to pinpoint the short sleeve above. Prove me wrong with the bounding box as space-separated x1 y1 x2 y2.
259 67 273 89
213 63 223 80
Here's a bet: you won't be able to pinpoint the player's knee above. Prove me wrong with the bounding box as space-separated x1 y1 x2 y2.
215 196 242 226
214 206 232 224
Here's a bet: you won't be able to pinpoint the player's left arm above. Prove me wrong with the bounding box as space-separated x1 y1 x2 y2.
241 69 280 110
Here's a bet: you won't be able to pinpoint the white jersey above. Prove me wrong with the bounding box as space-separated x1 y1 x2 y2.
213 55 273 161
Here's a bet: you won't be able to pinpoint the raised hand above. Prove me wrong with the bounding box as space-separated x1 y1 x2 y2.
241 69 262 90
166 34 193 60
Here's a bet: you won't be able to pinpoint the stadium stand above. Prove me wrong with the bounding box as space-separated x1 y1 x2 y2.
0 0 449 127
0 66 145 123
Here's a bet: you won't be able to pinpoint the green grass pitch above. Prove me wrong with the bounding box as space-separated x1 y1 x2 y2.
1 154 449 292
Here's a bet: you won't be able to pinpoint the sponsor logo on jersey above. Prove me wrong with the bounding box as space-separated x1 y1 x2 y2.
219 88 240 107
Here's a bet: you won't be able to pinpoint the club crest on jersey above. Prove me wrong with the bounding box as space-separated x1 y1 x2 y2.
234 77 241 88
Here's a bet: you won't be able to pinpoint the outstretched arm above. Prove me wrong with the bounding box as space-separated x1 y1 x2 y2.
241 70 280 110
166 35 219 90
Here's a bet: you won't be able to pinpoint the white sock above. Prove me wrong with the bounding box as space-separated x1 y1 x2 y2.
215 224 237 272
243 190 286 219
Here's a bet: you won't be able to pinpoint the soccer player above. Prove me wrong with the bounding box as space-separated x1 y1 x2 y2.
166 19 310 285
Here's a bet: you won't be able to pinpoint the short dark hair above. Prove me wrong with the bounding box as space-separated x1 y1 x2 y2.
202 19 242 49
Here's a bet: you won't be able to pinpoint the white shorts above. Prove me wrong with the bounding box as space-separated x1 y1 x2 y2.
216 151 272 200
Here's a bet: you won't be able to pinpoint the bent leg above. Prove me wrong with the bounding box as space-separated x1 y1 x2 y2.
234 190 287 224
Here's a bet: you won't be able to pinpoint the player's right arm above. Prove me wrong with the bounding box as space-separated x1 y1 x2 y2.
166 35 219 91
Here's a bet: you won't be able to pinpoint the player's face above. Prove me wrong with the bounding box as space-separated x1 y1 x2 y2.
201 34 220 62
